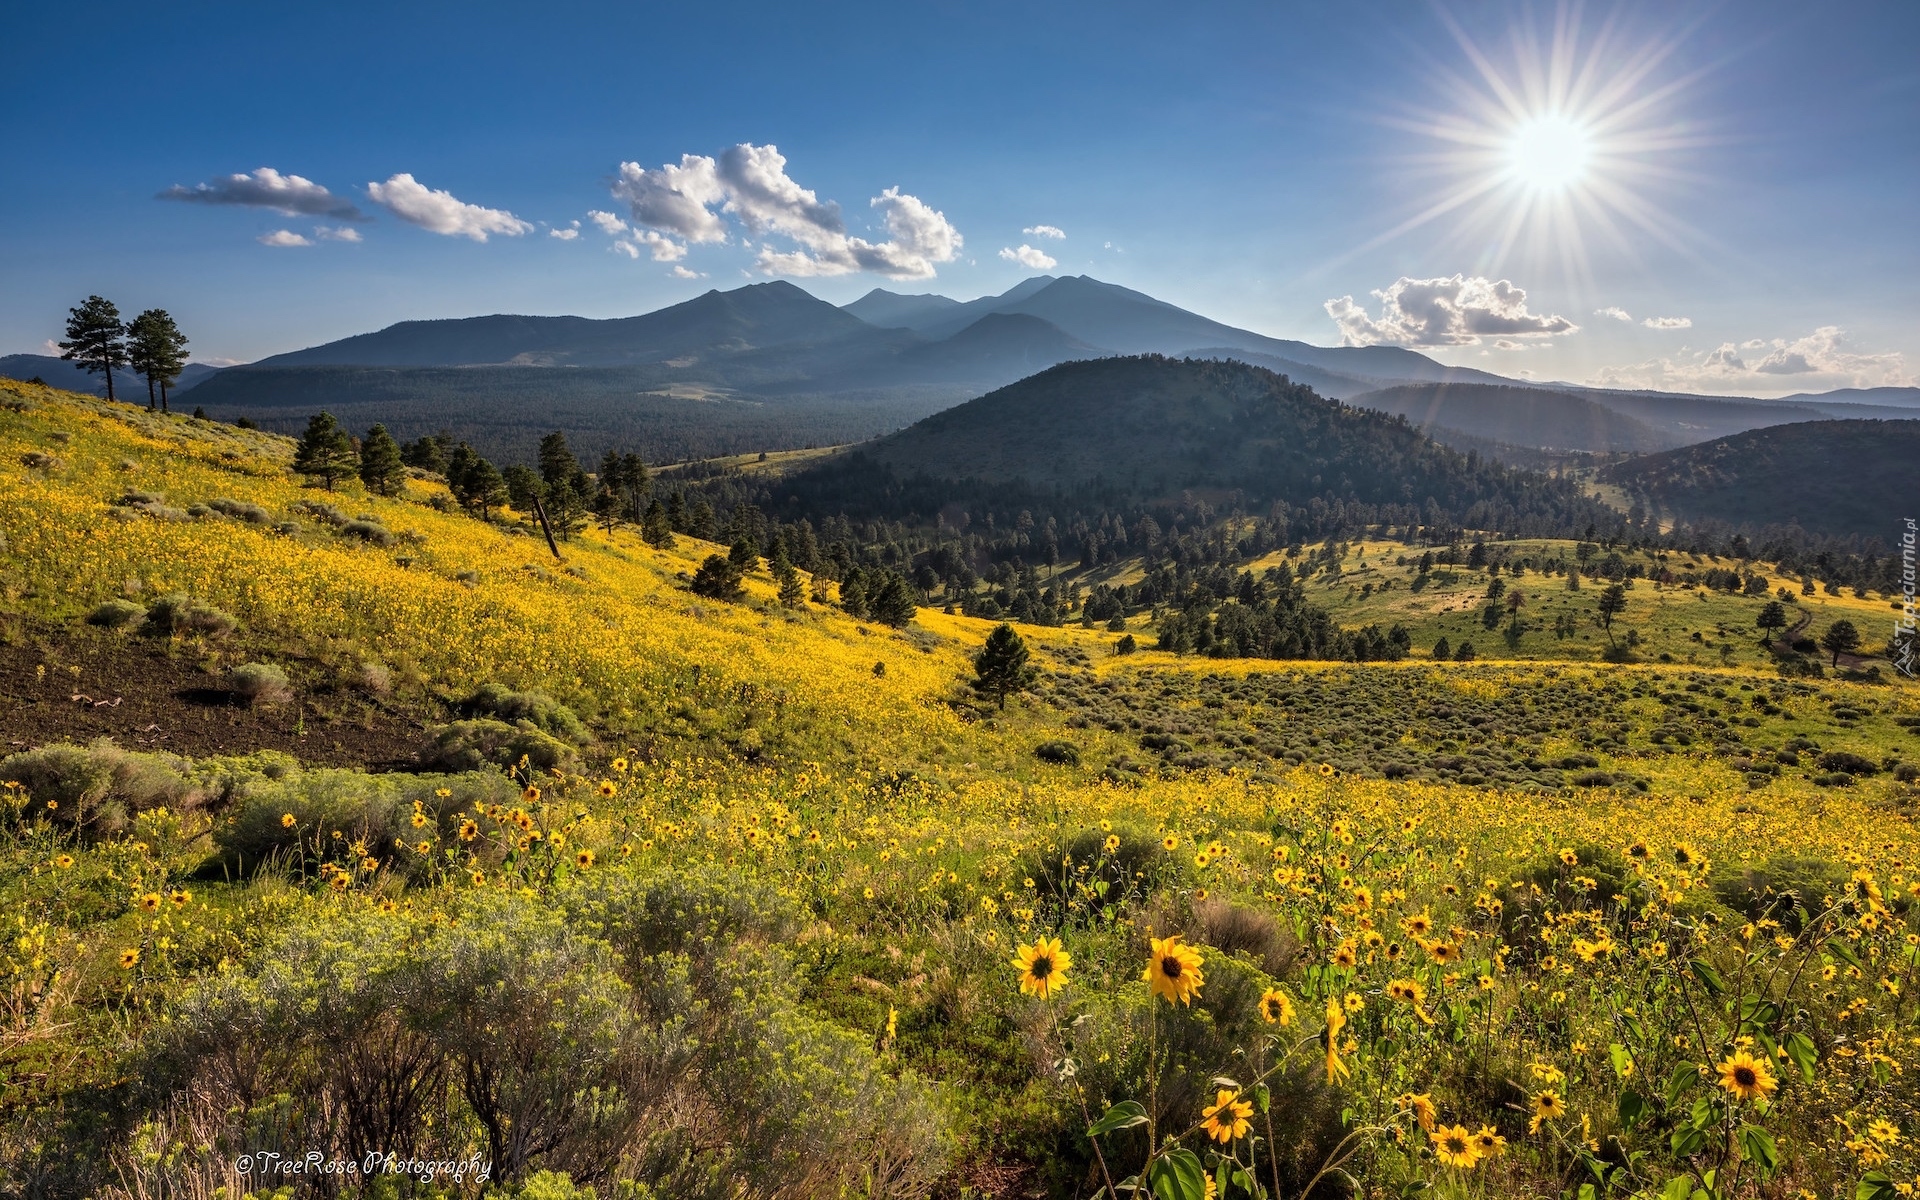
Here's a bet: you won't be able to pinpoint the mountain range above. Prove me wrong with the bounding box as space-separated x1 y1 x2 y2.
9 275 1914 465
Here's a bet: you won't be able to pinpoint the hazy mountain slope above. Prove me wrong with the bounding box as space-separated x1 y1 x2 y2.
0 353 223 397
1599 418 1920 539
256 281 880 368
1349 382 1677 453
1562 387 1838 443
841 288 963 328
1181 348 1391 400
1779 386 1920 410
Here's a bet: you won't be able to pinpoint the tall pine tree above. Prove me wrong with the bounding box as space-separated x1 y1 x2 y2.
125 309 189 412
292 412 357 491
358 424 406 496
59 296 128 402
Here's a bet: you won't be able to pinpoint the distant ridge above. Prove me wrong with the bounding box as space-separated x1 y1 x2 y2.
0 353 223 398
1349 382 1677 454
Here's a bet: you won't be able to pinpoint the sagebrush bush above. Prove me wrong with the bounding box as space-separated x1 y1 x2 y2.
206 497 271 524
85 598 145 628
214 767 515 874
140 592 238 639
339 519 395 546
228 662 293 706
463 683 588 742
422 719 579 774
0 739 201 838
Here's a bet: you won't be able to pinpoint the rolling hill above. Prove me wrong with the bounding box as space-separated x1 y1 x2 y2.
1599 417 1920 540
783 355 1614 535
1349 382 1677 453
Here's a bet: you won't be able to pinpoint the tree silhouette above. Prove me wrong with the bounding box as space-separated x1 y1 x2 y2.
292 412 357 491
1596 583 1628 645
972 623 1036 710
125 309 189 412
1820 619 1861 666
690 554 744 601
59 296 128 402
1755 601 1789 647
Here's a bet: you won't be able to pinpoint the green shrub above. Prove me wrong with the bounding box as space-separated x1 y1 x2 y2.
423 719 580 774
215 767 515 874
1033 740 1081 766
205 496 272 524
229 662 293 706
141 592 238 639
464 683 588 742
86 598 146 628
339 519 395 546
0 740 200 838
1711 854 1845 932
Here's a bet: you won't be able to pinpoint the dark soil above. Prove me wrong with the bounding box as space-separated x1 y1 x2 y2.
0 619 431 767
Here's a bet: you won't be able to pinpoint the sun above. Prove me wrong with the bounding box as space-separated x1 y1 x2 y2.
1507 115 1591 192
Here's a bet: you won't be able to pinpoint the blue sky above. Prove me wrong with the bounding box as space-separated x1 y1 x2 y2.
2 0 1914 395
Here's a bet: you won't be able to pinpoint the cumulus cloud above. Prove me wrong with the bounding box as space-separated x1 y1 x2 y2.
1591 325 1912 395
159 167 365 220
1324 275 1577 347
1595 306 1633 321
1023 224 1065 239
257 229 312 247
365 174 532 241
314 225 361 242
1642 315 1692 329
670 265 703 279
585 211 685 261
998 244 1058 270
549 220 581 241
607 143 962 279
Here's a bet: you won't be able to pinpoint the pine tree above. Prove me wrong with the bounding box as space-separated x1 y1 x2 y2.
690 554 744 601
620 452 649 522
973 623 1037 710
59 296 128 401
358 424 406 496
292 412 357 490
1755 600 1789 646
1820 619 1861 666
594 482 621 535
773 548 805 608
125 309 189 412
1596 583 1628 645
641 499 676 548
460 457 509 521
869 572 917 627
538 431 580 490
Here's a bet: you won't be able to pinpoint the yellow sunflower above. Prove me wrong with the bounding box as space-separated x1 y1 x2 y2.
1716 1049 1778 1102
575 849 595 869
1324 995 1351 1082
1529 1090 1566 1133
1012 936 1072 1000
1143 934 1205 1006
1201 1089 1253 1144
1430 1124 1480 1169
1473 1125 1507 1156
1258 987 1295 1026
118 948 140 970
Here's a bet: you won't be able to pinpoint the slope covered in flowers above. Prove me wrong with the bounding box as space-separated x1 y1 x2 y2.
2 379 1919 1200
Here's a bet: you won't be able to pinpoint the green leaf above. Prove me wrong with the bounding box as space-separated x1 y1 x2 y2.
1738 1125 1780 1179
1252 1082 1271 1115
1689 960 1728 996
1659 1176 1692 1200
1831 939 1863 970
1858 1171 1899 1200
1610 1042 1635 1077
1670 1125 1708 1157
1618 1089 1647 1129
1691 1096 1718 1130
1666 1063 1701 1109
1088 1100 1148 1138
1784 1031 1819 1082
1147 1147 1208 1200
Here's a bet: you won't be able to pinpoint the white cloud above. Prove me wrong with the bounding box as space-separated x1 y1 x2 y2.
159 167 365 220
257 229 312 247
1324 275 1577 346
314 225 361 242
365 174 532 241
1642 315 1691 329
39 339 60 355
670 265 703 279
1595 306 1633 321
1591 325 1912 395
608 143 962 279
1023 224 1065 239
998 244 1058 270
549 220 580 241
587 209 629 236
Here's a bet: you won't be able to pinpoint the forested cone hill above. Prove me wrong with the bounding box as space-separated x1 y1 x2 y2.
1600 419 1920 541
754 356 1621 539
1347 381 1677 454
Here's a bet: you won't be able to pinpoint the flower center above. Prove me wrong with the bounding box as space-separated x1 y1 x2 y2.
1734 1067 1756 1087
1031 957 1052 978
1162 957 1184 979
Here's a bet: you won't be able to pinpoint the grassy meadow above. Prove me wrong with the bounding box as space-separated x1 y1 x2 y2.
2 378 1919 1199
